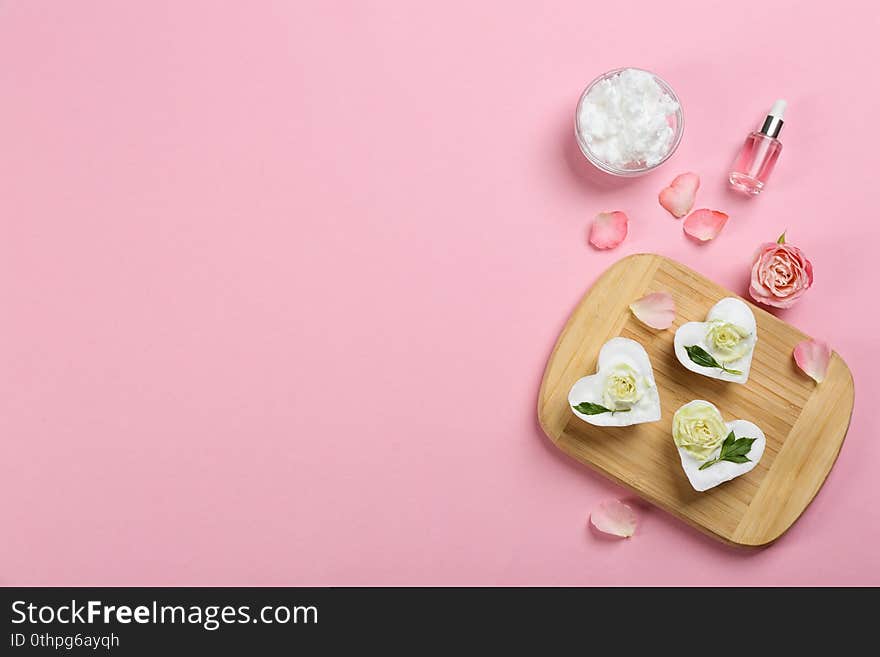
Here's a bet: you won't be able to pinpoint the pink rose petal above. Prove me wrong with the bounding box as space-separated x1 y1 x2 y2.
629 292 675 329
590 499 637 538
683 209 729 242
589 211 628 250
793 339 831 383
659 172 700 218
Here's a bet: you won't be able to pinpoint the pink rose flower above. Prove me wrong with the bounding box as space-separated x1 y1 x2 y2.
749 235 813 309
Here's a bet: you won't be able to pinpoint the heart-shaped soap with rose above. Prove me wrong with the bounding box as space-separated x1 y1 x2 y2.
568 337 661 427
673 400 766 492
674 297 757 384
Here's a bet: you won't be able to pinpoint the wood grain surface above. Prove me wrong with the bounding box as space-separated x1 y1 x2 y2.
537 254 854 547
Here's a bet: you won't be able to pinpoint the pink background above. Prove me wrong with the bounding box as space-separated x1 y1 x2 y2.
1 1 878 586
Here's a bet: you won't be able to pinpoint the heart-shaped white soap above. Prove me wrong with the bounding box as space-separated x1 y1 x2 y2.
568 337 661 427
673 400 766 492
674 297 757 384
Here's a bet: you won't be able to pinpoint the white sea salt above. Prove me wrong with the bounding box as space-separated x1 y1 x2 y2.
577 68 679 169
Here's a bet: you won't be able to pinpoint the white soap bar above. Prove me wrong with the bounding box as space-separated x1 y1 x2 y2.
674 297 757 384
674 401 766 492
568 337 661 427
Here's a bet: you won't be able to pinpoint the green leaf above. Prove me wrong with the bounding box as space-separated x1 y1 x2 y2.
699 431 756 469
572 401 624 415
720 431 735 451
777 231 786 244
684 345 720 369
685 345 742 375
723 437 756 458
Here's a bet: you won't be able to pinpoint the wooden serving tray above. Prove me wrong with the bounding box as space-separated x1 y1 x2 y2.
538 254 854 547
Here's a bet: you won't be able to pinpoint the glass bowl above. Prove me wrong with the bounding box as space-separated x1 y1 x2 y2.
574 67 684 177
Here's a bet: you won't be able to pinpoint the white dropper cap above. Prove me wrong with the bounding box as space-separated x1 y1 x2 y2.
760 100 787 138
769 99 787 119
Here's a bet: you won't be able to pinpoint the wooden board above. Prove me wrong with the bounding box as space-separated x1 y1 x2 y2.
537 254 854 547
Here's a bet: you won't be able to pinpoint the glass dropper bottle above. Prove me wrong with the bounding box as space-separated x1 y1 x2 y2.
729 100 786 196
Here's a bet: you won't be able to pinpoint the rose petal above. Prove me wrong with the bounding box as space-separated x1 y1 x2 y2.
683 209 729 242
590 499 637 538
589 211 628 250
629 291 675 329
793 339 831 383
659 172 700 218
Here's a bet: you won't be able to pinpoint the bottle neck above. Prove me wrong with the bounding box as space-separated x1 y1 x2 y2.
759 114 784 139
